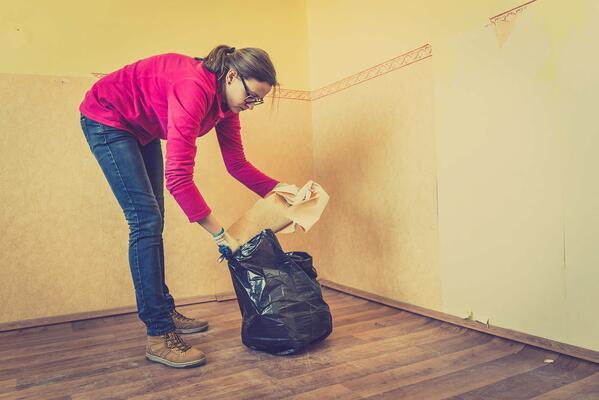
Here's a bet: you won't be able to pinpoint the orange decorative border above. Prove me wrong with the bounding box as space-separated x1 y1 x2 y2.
90 43 432 102
274 88 311 101
489 0 538 25
310 44 432 101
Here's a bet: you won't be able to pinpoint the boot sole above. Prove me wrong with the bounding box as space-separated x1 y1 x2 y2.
145 352 207 368
175 323 209 334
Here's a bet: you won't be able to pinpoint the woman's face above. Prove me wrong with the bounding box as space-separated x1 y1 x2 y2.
223 69 272 113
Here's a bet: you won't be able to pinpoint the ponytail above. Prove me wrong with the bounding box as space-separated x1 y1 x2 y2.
198 45 236 80
197 44 280 104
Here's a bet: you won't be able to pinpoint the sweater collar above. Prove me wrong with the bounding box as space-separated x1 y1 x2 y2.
213 75 225 119
198 61 226 120
196 58 239 120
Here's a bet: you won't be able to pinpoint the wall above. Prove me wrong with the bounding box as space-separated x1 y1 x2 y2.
310 49 441 310
0 0 313 323
307 0 599 352
0 0 309 88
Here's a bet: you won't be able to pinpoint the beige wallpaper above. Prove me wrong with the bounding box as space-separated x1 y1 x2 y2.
0 0 313 326
311 58 441 310
434 0 599 352
0 74 313 323
306 0 599 352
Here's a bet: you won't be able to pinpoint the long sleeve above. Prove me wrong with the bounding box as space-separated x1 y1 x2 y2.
215 114 279 197
164 78 213 223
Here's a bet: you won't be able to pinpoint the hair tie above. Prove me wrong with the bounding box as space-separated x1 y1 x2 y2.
225 47 235 54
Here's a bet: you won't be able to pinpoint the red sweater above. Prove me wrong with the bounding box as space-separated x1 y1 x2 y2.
80 53 279 222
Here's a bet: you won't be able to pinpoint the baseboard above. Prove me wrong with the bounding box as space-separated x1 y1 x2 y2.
319 279 599 365
0 291 237 333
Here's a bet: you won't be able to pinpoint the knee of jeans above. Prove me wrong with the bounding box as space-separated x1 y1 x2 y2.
129 213 163 237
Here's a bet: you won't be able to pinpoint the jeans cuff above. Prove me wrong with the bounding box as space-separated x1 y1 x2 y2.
146 320 176 336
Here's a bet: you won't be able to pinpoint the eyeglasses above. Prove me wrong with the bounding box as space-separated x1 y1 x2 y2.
238 74 264 105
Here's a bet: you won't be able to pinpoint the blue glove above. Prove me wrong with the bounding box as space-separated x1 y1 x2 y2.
211 227 239 262
217 244 232 261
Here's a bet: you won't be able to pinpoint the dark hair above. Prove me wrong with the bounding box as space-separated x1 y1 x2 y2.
196 45 280 105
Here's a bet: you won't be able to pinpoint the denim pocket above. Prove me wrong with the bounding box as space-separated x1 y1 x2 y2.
81 116 108 135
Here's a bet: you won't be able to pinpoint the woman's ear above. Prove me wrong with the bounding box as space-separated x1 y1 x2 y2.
226 69 236 85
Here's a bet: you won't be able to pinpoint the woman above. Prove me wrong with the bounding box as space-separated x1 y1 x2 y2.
79 45 287 368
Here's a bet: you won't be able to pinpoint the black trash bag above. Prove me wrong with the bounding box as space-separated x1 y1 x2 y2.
225 229 333 355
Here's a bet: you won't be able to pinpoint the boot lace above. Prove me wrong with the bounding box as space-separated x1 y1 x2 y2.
163 331 191 352
171 309 195 324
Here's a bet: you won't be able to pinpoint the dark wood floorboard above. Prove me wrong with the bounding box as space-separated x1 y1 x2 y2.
0 287 597 400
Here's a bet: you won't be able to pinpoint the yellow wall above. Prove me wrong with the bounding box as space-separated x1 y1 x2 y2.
0 0 313 322
310 55 441 310
0 0 310 89
307 0 599 352
306 0 520 89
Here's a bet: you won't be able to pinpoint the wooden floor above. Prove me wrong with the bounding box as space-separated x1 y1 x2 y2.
1 287 598 400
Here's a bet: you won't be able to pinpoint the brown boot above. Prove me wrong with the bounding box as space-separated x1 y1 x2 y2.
145 331 206 368
170 309 209 334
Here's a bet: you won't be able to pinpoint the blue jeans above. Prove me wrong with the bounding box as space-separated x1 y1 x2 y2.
80 113 176 336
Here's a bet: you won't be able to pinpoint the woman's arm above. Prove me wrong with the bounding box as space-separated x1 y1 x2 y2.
196 213 222 235
165 78 218 232
215 114 280 197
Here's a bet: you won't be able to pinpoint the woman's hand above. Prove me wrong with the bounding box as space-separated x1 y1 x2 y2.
265 182 289 198
211 227 240 261
197 213 239 261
